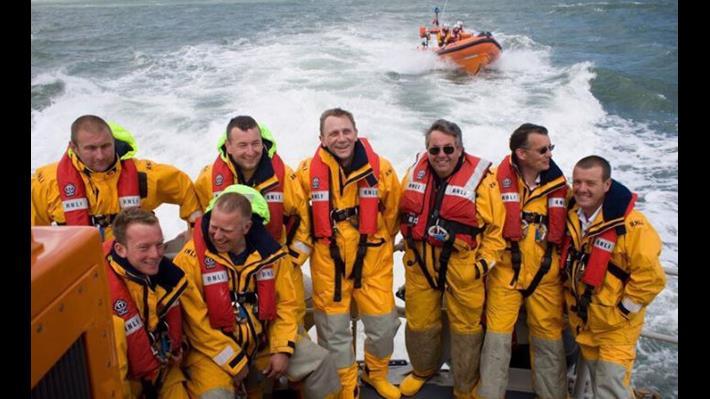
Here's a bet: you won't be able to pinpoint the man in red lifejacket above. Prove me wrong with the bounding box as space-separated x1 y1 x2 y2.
475 123 569 399
561 156 666 398
295 108 402 399
31 115 202 241
398 119 505 399
105 207 189 399
173 188 341 399
194 115 312 326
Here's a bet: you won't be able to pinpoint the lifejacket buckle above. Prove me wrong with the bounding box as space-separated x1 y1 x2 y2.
232 301 249 323
427 224 450 242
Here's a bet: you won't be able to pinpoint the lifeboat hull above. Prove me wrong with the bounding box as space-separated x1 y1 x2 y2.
436 34 502 74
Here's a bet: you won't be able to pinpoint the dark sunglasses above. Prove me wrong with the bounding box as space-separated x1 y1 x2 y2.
428 145 456 155
527 144 555 155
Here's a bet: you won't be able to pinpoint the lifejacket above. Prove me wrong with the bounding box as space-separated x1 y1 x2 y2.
400 152 491 290
560 180 636 323
57 150 140 226
102 240 183 382
210 152 286 240
192 213 278 333
310 138 380 301
496 155 568 296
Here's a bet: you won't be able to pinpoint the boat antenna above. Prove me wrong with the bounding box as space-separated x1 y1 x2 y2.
440 0 449 22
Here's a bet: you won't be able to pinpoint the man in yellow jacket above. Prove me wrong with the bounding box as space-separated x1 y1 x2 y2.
105 207 189 399
561 155 666 398
398 119 505 399
476 123 568 399
194 115 312 325
295 108 402 399
173 186 341 399
31 115 202 241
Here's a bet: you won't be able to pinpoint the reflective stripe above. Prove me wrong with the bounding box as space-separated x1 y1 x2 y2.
406 181 427 194
124 315 143 336
311 190 329 202
469 159 491 192
213 345 235 366
621 297 642 313
593 237 614 252
291 240 312 255
548 197 565 208
119 195 141 208
359 187 379 198
202 271 229 286
62 198 89 211
445 184 474 201
265 192 284 203
501 193 519 202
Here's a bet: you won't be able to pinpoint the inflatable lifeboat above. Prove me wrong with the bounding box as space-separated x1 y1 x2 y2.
420 25 502 74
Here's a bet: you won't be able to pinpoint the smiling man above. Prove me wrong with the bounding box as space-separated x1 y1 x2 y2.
560 155 666 398
398 119 505 399
295 108 402 399
31 115 202 241
476 123 569 399
104 207 189 398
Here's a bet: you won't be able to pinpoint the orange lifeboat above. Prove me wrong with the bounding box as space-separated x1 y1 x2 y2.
420 25 502 74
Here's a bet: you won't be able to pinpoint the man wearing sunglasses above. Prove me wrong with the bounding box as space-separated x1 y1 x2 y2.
475 123 569 399
399 119 505 399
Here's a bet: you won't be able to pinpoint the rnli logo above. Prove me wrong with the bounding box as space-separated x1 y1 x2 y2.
416 170 426 181
113 299 128 316
64 183 76 197
312 177 320 189
215 174 224 186
204 257 216 269
502 178 512 189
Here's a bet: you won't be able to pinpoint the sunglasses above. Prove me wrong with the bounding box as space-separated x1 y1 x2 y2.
428 145 456 155
527 144 555 155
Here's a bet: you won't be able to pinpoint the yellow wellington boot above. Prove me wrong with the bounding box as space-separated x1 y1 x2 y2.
361 371 401 399
338 363 360 399
399 373 428 397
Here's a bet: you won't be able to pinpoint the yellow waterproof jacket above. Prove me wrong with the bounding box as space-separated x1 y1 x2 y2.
31 152 201 240
173 240 299 377
108 255 188 398
491 165 568 290
400 162 506 285
195 159 312 267
295 149 401 301
563 206 666 346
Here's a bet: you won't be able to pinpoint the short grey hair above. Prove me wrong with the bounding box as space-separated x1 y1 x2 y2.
425 119 464 148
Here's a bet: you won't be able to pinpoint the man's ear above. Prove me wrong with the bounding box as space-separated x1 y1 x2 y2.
114 241 128 258
243 219 253 234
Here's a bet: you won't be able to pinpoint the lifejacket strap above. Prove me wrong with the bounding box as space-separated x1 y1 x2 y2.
329 239 346 302
349 235 368 289
405 236 439 290
509 241 522 286
519 244 554 298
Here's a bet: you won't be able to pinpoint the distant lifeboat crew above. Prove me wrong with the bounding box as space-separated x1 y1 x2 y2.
437 24 451 47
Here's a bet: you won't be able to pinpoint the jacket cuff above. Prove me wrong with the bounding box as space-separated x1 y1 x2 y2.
618 297 643 318
271 340 296 356
288 240 312 266
213 345 248 376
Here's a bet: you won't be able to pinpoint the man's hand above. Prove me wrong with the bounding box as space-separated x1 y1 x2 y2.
263 353 290 380
232 364 249 388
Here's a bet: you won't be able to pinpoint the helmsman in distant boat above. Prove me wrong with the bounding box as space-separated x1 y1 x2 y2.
31 115 202 241
561 155 666 399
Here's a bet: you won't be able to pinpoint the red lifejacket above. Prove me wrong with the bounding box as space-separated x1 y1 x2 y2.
102 240 182 381
193 215 277 332
210 153 286 240
496 155 567 244
310 138 380 241
57 150 140 225
400 152 490 247
560 183 637 289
